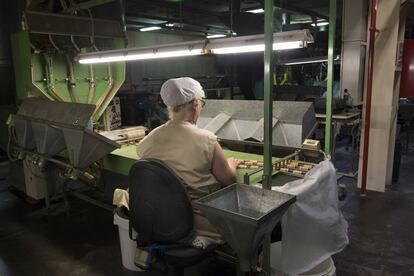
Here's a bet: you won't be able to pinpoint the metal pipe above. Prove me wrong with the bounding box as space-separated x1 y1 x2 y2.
324 0 337 154
70 35 81 52
119 0 128 47
31 65 55 101
48 34 60 51
262 1 274 274
43 54 66 101
361 0 377 195
65 54 79 102
87 65 96 104
263 0 274 191
93 64 113 116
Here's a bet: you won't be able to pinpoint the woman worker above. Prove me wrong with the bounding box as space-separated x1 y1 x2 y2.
137 77 239 248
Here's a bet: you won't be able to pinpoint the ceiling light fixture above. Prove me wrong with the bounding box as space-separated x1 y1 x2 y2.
77 30 313 64
78 41 206 64
246 8 264 14
139 26 162 32
311 22 329 27
206 34 227 39
209 30 313 54
165 23 174 27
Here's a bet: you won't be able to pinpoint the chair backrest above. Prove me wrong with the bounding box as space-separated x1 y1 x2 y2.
129 159 193 246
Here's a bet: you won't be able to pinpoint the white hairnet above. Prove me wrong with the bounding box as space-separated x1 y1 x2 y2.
160 77 205 107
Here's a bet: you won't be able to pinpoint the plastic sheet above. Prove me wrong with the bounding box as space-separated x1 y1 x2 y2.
272 160 348 275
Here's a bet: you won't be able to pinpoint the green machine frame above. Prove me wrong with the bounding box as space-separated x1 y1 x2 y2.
6 11 126 194
11 31 125 122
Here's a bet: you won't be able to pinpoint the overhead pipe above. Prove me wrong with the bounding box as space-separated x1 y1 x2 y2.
118 0 128 47
361 0 377 195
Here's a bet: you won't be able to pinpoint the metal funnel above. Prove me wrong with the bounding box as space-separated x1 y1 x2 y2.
17 98 95 128
62 128 120 169
194 184 295 272
9 115 36 150
31 121 66 157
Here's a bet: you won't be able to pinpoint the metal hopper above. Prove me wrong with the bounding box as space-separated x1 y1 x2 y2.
198 100 317 147
194 183 295 272
11 98 119 168
31 121 65 157
9 114 36 150
62 128 119 169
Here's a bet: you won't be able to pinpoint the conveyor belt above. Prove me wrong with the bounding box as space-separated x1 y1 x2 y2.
102 145 301 186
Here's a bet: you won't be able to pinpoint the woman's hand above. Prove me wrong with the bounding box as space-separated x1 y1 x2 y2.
227 157 240 171
212 144 239 186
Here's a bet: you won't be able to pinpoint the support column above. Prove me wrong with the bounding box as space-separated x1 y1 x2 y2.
358 0 407 192
262 0 273 274
340 0 368 105
324 0 337 154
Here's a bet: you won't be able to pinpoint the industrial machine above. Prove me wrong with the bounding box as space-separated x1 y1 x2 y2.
3 9 322 214
3 11 141 210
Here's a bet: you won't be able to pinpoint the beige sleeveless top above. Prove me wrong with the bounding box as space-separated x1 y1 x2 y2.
137 120 221 199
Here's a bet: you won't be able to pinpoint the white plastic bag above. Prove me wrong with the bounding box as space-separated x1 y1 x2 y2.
272 160 349 275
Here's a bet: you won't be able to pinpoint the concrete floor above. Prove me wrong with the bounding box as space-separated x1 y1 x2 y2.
332 137 414 275
1 138 414 276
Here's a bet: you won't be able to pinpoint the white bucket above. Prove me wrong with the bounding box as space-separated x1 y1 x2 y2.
113 213 143 272
270 242 336 276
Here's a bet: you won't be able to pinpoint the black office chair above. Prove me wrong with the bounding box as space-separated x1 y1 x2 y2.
128 159 216 276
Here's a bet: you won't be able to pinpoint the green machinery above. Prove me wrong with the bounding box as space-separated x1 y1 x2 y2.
4 11 126 208
11 11 125 119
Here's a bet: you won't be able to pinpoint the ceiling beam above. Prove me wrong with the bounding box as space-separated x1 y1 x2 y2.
127 0 223 18
125 12 230 33
65 0 116 13
274 0 328 20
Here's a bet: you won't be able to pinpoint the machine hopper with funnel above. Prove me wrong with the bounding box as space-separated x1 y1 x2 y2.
194 183 296 272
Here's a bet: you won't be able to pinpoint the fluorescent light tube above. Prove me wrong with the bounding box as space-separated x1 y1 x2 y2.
206 34 227 39
212 41 304 54
311 22 329 27
246 8 264 14
140 26 162 32
78 30 314 64
79 49 203 64
213 44 264 54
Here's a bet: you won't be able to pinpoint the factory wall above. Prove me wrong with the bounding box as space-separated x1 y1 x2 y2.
0 0 19 105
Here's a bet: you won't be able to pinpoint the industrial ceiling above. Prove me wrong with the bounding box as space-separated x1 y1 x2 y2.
123 0 336 36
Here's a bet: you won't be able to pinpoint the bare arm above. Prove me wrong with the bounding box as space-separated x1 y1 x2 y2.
211 142 239 186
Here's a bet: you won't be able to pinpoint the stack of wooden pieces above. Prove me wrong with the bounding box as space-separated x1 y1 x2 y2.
277 160 314 176
237 159 264 170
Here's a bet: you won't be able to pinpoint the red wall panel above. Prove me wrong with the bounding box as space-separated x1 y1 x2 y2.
400 39 414 99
